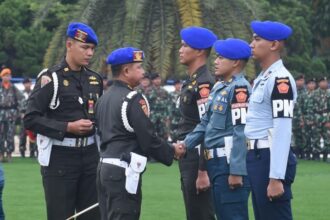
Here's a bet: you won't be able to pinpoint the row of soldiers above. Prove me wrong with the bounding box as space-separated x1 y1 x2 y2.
135 73 182 142
293 75 330 161
0 67 37 162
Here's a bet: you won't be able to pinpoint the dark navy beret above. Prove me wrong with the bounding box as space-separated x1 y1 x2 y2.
251 20 292 41
66 22 98 45
107 47 144 66
180 26 217 49
213 38 251 60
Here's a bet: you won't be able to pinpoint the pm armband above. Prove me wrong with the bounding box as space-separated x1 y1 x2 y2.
271 77 294 118
231 86 249 125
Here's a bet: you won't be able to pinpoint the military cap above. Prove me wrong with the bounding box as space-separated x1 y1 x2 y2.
251 20 292 41
150 73 160 80
22 77 31 84
66 22 98 45
318 76 328 82
173 78 181 84
213 38 251 60
0 68 12 78
107 47 144 66
306 78 316 84
180 26 217 49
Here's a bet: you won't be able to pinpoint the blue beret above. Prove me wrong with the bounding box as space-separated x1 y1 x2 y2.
66 22 98 45
180 26 217 49
107 47 144 66
213 38 251 60
251 20 292 41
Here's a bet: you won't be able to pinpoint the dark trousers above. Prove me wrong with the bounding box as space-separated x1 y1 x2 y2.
0 180 4 220
246 148 296 220
179 149 215 220
97 162 141 220
0 121 15 153
207 157 250 220
41 144 100 220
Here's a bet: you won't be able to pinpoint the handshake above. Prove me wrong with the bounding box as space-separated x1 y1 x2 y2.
172 142 186 160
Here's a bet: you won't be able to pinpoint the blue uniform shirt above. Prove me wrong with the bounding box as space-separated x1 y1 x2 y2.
244 59 297 179
184 73 251 175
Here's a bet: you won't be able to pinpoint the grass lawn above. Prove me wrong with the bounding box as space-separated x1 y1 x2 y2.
2 158 330 220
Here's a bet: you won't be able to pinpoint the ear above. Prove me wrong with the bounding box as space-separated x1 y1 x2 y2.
122 64 130 77
270 40 281 51
232 60 240 68
66 39 73 50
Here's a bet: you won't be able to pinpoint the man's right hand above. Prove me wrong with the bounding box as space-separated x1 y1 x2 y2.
173 142 186 160
67 119 93 135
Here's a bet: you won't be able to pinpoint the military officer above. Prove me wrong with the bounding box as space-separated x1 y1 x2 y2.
95 47 185 220
24 22 102 220
148 73 171 140
0 68 24 162
244 21 297 220
177 26 216 220
184 38 252 220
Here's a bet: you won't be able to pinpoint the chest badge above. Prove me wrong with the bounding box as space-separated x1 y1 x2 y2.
63 79 69 86
221 90 227 96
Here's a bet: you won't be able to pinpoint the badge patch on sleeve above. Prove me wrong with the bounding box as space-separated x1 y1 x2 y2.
199 86 210 98
231 86 249 125
40 75 52 88
139 99 149 117
271 77 294 118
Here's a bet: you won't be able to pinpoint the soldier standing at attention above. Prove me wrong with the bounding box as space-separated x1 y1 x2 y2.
184 38 252 220
24 22 102 220
177 26 216 220
244 21 297 220
292 74 306 158
302 78 316 159
19 77 37 158
95 47 185 220
148 73 171 140
310 77 330 162
0 68 24 162
169 79 182 142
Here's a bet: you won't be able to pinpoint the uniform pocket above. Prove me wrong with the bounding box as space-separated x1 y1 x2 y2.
211 112 227 129
41 166 66 177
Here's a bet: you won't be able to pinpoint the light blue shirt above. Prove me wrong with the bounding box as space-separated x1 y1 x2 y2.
185 73 251 175
244 59 297 179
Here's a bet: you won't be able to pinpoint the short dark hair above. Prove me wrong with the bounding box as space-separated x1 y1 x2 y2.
111 65 123 78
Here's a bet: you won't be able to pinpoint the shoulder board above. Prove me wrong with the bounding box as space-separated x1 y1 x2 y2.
48 63 64 74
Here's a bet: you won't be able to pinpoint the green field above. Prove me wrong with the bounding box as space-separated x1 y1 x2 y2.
2 159 330 220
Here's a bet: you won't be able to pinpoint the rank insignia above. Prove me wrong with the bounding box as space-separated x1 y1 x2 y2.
64 67 69 72
133 51 143 62
218 105 223 111
89 81 99 85
63 79 69 86
192 80 196 85
221 90 227 96
89 76 97 80
74 29 88 43
213 105 218 110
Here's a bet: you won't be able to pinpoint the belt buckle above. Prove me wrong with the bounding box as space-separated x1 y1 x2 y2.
76 138 85 147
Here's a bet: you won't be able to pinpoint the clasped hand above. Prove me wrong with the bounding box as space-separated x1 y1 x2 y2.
172 142 186 160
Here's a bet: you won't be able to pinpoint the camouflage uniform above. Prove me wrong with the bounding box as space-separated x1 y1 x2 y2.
169 90 181 141
302 90 316 159
0 84 23 155
19 89 37 157
148 85 170 139
292 87 306 158
310 88 330 159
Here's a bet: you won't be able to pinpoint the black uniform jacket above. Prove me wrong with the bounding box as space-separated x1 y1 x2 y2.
95 80 174 166
24 59 103 140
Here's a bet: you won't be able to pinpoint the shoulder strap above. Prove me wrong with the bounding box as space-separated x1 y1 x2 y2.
37 68 60 110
